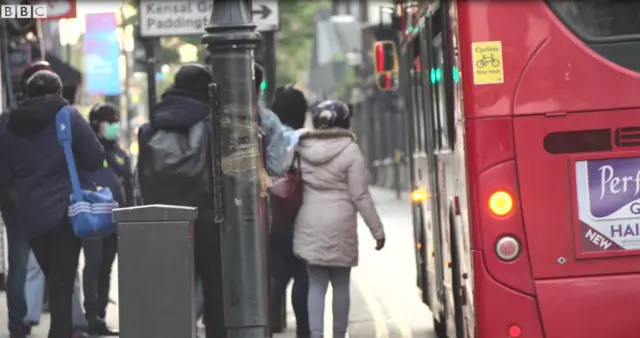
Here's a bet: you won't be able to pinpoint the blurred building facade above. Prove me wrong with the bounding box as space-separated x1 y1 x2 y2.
308 0 409 191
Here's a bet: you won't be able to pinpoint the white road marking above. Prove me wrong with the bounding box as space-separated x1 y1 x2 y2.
353 277 389 338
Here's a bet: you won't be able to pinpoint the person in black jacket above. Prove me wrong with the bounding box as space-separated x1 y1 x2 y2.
1 61 56 338
137 64 226 338
0 70 104 338
0 113 33 338
84 103 132 335
269 86 311 337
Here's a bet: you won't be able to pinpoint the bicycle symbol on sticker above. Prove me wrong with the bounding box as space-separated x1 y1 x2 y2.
475 54 500 68
471 41 504 85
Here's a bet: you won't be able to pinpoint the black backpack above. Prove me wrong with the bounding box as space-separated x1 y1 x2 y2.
138 120 211 207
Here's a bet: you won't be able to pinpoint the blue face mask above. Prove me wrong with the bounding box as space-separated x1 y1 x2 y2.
103 122 120 140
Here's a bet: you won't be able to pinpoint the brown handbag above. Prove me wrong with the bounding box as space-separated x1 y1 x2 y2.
268 152 303 226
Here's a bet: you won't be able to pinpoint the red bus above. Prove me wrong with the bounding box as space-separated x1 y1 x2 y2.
396 0 640 337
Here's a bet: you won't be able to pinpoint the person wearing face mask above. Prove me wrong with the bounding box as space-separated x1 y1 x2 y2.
83 103 132 335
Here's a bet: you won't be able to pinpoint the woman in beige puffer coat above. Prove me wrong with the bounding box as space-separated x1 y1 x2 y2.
293 100 385 338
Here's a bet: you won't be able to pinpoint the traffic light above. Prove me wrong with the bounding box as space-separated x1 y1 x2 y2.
260 80 267 92
376 72 398 92
430 67 441 84
374 40 398 73
373 40 399 92
429 66 461 84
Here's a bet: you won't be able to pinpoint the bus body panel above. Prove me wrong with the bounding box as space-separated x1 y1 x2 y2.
457 0 543 119
473 251 543 338
513 9 640 115
464 117 515 250
536 274 640 338
459 1 640 119
514 110 640 279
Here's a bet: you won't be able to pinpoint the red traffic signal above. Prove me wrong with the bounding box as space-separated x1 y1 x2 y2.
373 40 398 73
376 71 398 92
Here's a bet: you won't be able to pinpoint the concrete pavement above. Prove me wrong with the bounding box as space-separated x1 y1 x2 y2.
0 187 434 338
0 255 120 337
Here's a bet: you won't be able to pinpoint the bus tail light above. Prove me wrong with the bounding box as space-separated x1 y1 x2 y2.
495 236 520 261
508 325 522 337
474 159 535 294
489 190 513 216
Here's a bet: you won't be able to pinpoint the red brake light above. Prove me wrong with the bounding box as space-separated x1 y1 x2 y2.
376 44 384 73
508 325 522 337
385 73 391 89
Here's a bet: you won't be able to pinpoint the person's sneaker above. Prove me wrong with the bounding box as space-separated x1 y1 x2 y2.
88 317 119 336
9 324 31 338
71 332 91 338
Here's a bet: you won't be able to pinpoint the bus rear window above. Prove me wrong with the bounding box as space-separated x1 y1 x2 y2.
548 0 640 72
548 1 640 40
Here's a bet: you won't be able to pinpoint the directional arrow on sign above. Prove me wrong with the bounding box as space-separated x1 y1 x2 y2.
253 4 272 19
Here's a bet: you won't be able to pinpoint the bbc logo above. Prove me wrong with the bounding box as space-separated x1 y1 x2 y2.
1 5 47 19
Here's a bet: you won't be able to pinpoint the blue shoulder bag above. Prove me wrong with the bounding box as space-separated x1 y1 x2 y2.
56 107 118 238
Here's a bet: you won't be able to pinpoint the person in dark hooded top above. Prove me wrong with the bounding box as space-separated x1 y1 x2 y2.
138 63 212 145
0 61 37 336
0 70 105 338
137 64 227 338
83 103 130 335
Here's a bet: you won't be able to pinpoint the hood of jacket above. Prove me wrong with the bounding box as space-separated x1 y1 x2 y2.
151 88 209 129
7 95 67 136
297 128 356 165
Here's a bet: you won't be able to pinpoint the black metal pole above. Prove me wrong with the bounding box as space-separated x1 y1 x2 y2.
202 1 267 337
144 38 158 112
262 31 276 108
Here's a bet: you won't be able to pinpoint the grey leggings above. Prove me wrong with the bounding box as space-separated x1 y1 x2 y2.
307 265 351 338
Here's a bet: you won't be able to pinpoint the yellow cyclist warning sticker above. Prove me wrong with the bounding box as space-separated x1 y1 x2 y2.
471 41 504 85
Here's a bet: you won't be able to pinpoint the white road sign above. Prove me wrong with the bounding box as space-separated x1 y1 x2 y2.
139 0 279 37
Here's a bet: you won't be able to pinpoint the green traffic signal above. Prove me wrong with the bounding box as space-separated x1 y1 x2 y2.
430 68 442 84
260 81 267 91
430 67 460 84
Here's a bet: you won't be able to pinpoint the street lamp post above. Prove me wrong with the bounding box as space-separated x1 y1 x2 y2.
202 1 268 338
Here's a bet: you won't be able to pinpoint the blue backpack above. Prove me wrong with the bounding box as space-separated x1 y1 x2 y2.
56 107 118 238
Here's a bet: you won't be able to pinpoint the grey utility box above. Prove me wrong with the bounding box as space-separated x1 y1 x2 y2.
113 205 198 338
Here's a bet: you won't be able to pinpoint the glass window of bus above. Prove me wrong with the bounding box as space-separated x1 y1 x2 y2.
414 66 427 151
436 43 449 149
418 62 430 152
548 1 640 40
404 53 418 153
431 34 450 150
410 69 420 151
